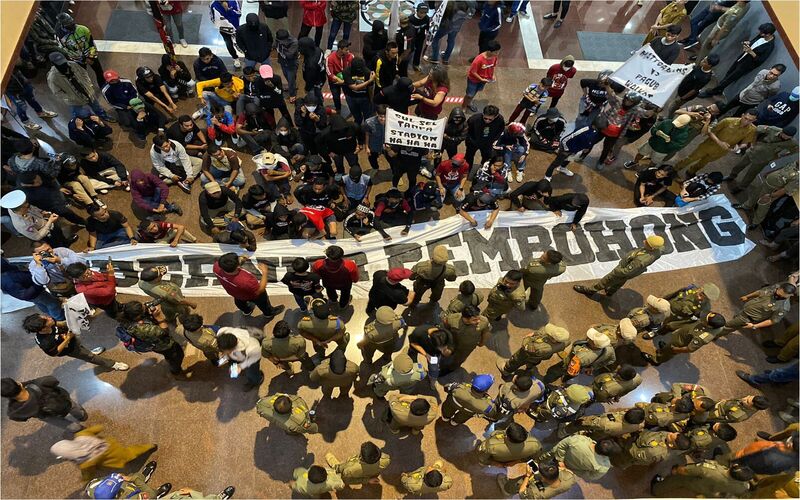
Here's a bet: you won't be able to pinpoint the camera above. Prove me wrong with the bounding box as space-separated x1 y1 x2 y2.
38 251 55 259
526 460 546 492
145 297 164 310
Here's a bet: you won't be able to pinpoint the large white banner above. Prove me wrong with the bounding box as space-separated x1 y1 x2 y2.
385 108 446 150
610 45 693 107
5 195 754 304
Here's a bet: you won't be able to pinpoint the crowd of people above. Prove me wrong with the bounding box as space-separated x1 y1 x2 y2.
1 0 798 499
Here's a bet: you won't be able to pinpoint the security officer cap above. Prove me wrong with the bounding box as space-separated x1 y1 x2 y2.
565 384 593 404
432 244 449 264
646 235 665 249
543 323 569 343
701 283 720 301
393 353 414 373
586 328 611 348
618 318 637 340
471 374 494 392
0 190 26 209
645 295 671 314
375 306 395 325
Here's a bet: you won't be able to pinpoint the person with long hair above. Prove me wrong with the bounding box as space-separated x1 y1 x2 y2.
412 66 450 120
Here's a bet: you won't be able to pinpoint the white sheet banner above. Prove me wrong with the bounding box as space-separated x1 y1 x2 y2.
385 108 446 150
610 45 693 106
5 195 754 303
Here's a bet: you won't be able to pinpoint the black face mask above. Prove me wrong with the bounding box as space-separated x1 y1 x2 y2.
56 63 71 73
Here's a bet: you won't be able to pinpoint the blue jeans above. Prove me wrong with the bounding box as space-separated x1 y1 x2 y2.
750 363 799 384
31 290 65 321
429 29 459 63
244 57 271 68
511 0 529 14
345 95 373 124
280 60 298 97
504 145 528 172
202 165 245 188
8 82 44 122
202 91 234 113
466 79 486 97
70 99 110 120
96 227 131 249
326 18 352 50
685 6 717 45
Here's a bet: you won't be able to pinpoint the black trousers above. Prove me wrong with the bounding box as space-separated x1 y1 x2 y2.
155 342 185 374
545 149 571 177
298 23 324 47
324 282 352 308
233 291 275 315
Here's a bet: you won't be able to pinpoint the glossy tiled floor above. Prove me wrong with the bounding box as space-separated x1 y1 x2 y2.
2 17 798 499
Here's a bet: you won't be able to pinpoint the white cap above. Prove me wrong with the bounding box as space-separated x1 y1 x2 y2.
586 328 611 348
0 190 26 209
646 295 671 314
618 318 638 340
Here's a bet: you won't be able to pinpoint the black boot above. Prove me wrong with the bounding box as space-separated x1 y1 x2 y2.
142 461 157 482
155 483 172 498
220 486 236 499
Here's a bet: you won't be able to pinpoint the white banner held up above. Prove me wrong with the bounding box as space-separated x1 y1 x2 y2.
385 108 446 150
610 45 693 107
426 0 449 46
5 195 754 304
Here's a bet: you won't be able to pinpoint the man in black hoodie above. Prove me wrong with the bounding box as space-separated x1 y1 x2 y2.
193 47 228 82
298 36 326 105
316 115 364 179
236 13 274 69
1 376 87 432
374 77 414 114
362 20 388 70
294 94 328 154
275 29 300 100
465 104 504 172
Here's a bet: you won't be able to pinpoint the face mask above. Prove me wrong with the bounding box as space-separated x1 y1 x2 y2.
305 106 317 112
278 130 289 136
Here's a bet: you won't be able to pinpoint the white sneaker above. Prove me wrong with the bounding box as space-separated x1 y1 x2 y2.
112 362 129 371
419 167 433 179
506 170 513 182
555 166 574 177
505 15 513 22
91 346 105 355
233 58 241 69
515 171 524 182
544 176 552 182
37 110 58 118
191 109 205 120
180 38 188 48
22 121 41 131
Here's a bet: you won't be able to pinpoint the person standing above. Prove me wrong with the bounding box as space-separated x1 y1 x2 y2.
2 257 66 321
311 245 359 308
342 58 375 125
663 55 720 117
643 0 687 46
542 0 571 28
408 3 430 72
441 307 492 374
275 29 300 101
210 1 242 69
546 56 576 109
728 125 797 193
694 0 749 62
756 86 799 128
483 270 526 321
120 301 186 375
700 23 777 97
539 435 617 481
441 374 494 425
46 52 113 120
651 461 753 498
326 0 358 52
723 282 794 334
157 0 188 47
235 13 273 69
51 425 156 481
309 350 358 399
400 462 453 494
298 37 327 105
325 39 354 113
6 65 58 131
648 25 683 64
478 0 502 52
325 441 390 487
213 253 285 317
291 465 344 497
424 1 469 65
176 313 222 364
574 236 665 297
462 41 500 113
522 250 566 310
257 393 318 435
736 161 799 229
138 266 197 322
464 104 504 170
675 111 757 177
386 392 438 435
497 460 576 499
66 261 121 318
410 245 457 306
261 320 313 373
477 423 541 466
216 327 264 391
1 376 87 432
55 13 104 87
259 0 289 34
298 0 327 48
497 323 569 379
624 115 692 170
719 64 785 117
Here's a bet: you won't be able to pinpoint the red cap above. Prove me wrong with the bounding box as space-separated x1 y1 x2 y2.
259 64 274 79
451 152 466 167
103 69 120 83
387 268 413 281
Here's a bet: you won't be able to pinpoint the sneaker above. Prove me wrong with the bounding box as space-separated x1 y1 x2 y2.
112 362 129 371
91 346 106 355
413 65 421 72
544 175 552 181
142 461 158 482
758 239 780 250
505 15 513 22
554 19 563 28
543 12 557 19
506 170 513 182
423 55 438 64
37 110 58 118
171 205 184 216
22 121 42 131
93 199 107 209
442 59 450 65
681 40 699 49
519 9 529 17
419 167 433 179
220 486 235 500
788 398 799 409
515 171 524 182
467 103 478 112
191 109 205 120
99 189 109 194
177 180 191 194
180 38 188 48
66 422 83 432
266 305 286 318
555 166 574 177
233 58 241 69
779 411 796 423
624 160 638 169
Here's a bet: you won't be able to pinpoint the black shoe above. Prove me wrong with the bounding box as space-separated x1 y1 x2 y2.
650 475 664 495
762 340 780 348
757 430 773 440
220 486 236 499
266 305 285 317
736 370 758 387
142 461 157 482
172 205 184 216
766 356 783 364
573 285 595 297
243 375 264 391
155 483 172 498
641 352 661 366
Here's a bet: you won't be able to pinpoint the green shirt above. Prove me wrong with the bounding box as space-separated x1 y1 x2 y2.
477 430 541 464
138 280 189 321
292 467 344 496
649 119 690 154
543 434 610 481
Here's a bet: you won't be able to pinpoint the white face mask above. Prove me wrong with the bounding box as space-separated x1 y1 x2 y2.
305 105 317 112
278 130 289 136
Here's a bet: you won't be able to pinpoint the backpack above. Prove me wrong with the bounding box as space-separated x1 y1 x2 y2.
115 325 155 353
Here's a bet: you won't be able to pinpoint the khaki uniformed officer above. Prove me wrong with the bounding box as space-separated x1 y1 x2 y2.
522 249 566 310
613 431 691 469
574 236 665 297
707 395 768 424
635 398 693 428
643 312 726 365
409 244 457 305
531 384 593 423
441 306 492 374
486 375 546 421
592 365 642 403
738 161 799 226
400 461 453 494
651 460 753 498
176 313 222 364
560 407 646 440
441 374 494 425
627 295 671 337
358 306 405 365
590 318 638 348
484 270 527 321
85 464 160 499
543 328 616 383
496 459 577 499
477 422 541 466
297 298 348 357
291 464 344 497
325 441 390 486
538 434 616 481
498 324 569 379
256 393 318 435
683 423 737 458
309 350 358 399
657 283 719 336
260 320 312 373
369 353 426 398
386 392 438 434
729 125 798 191
139 266 197 322
724 282 794 332
443 280 484 317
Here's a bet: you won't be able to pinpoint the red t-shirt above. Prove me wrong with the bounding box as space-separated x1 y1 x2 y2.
468 54 497 84
417 82 449 118
213 261 260 301
75 271 117 306
545 63 577 97
138 221 173 242
299 206 335 231
436 160 469 187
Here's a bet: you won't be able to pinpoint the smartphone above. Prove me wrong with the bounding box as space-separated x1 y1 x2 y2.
430 356 439 365
229 363 240 378
217 356 229 367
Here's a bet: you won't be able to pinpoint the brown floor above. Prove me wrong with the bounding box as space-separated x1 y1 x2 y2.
2 42 798 500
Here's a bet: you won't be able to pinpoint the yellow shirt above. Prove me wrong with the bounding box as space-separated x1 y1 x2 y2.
195 76 244 103
710 117 757 148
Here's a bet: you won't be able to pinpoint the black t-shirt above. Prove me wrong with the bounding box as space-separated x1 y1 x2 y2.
637 166 675 190
86 210 127 235
650 38 681 64
408 324 453 355
580 78 608 107
167 121 202 146
281 271 322 295
343 67 371 97
242 193 270 213
460 193 498 212
677 66 714 97
34 324 76 357
368 270 408 308
136 75 165 99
